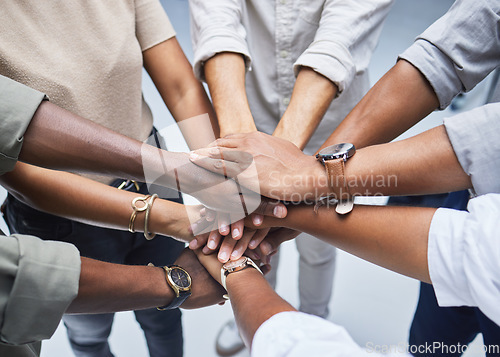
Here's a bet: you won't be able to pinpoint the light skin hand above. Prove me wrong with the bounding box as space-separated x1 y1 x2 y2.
189 132 328 201
191 125 472 199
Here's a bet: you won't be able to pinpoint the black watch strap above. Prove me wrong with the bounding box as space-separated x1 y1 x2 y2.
157 290 191 310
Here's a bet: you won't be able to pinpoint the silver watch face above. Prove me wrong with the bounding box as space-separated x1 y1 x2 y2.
316 143 355 161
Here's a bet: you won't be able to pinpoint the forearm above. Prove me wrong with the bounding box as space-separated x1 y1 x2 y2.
193 251 296 348
68 257 174 314
0 163 195 241
307 125 472 198
144 38 220 148
227 269 296 348
267 204 435 283
68 249 225 314
205 52 256 136
21 101 146 180
273 67 338 149
319 60 439 151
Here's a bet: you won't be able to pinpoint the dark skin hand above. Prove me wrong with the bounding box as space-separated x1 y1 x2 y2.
68 248 226 314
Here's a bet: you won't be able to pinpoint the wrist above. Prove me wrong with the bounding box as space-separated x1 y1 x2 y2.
305 155 330 200
150 266 176 307
225 265 265 290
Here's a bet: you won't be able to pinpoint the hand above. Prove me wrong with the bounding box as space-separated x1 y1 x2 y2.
174 248 227 309
251 228 301 258
189 213 271 263
188 197 287 237
189 132 328 202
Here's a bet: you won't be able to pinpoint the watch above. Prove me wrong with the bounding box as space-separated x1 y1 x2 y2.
315 143 356 214
220 256 263 294
157 265 192 310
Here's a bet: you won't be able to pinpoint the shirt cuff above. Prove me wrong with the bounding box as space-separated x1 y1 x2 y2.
443 103 500 195
399 40 462 110
428 208 472 307
0 77 46 176
193 34 252 82
1 235 80 345
294 41 355 95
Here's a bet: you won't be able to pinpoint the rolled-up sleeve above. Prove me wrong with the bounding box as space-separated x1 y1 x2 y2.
0 76 45 176
294 0 393 95
189 0 251 81
0 234 80 345
443 103 500 195
428 195 500 326
399 0 500 109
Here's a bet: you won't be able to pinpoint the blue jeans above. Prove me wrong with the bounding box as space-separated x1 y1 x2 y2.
3 184 185 357
390 191 500 356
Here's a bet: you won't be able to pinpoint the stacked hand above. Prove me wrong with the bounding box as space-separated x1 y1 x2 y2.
184 132 317 265
189 132 328 202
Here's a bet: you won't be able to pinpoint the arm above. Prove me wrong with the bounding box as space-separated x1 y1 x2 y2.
319 59 439 150
0 162 199 242
194 251 295 348
143 37 220 149
273 67 337 149
275 0 392 149
204 52 256 137
68 248 226 314
19 101 273 217
320 0 500 151
190 125 472 201
189 0 255 137
260 203 435 283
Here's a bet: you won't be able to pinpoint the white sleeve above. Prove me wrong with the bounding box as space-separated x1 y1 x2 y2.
293 0 393 94
428 194 500 326
189 0 251 81
252 311 408 357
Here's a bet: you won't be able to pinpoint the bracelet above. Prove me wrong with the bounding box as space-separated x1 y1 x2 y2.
129 195 151 233
144 193 158 240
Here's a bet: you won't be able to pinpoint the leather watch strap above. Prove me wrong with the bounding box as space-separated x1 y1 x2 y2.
324 158 353 214
157 290 191 310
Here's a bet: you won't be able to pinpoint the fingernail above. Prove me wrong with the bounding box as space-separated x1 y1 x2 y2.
261 242 271 255
220 225 229 234
188 239 198 249
230 249 241 259
219 251 229 262
274 206 283 218
249 239 258 249
232 229 240 238
207 240 216 249
253 215 263 226
202 246 210 254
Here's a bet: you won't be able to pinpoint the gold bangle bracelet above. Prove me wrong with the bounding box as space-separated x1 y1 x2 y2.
144 193 158 240
129 195 151 233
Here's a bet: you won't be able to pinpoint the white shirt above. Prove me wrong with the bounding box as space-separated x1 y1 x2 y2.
428 194 500 326
252 311 409 357
189 0 393 154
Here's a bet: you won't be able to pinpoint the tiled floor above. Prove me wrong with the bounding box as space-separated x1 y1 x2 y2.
0 0 490 356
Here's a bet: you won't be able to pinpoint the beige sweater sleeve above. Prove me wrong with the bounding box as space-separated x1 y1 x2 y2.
135 0 176 51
